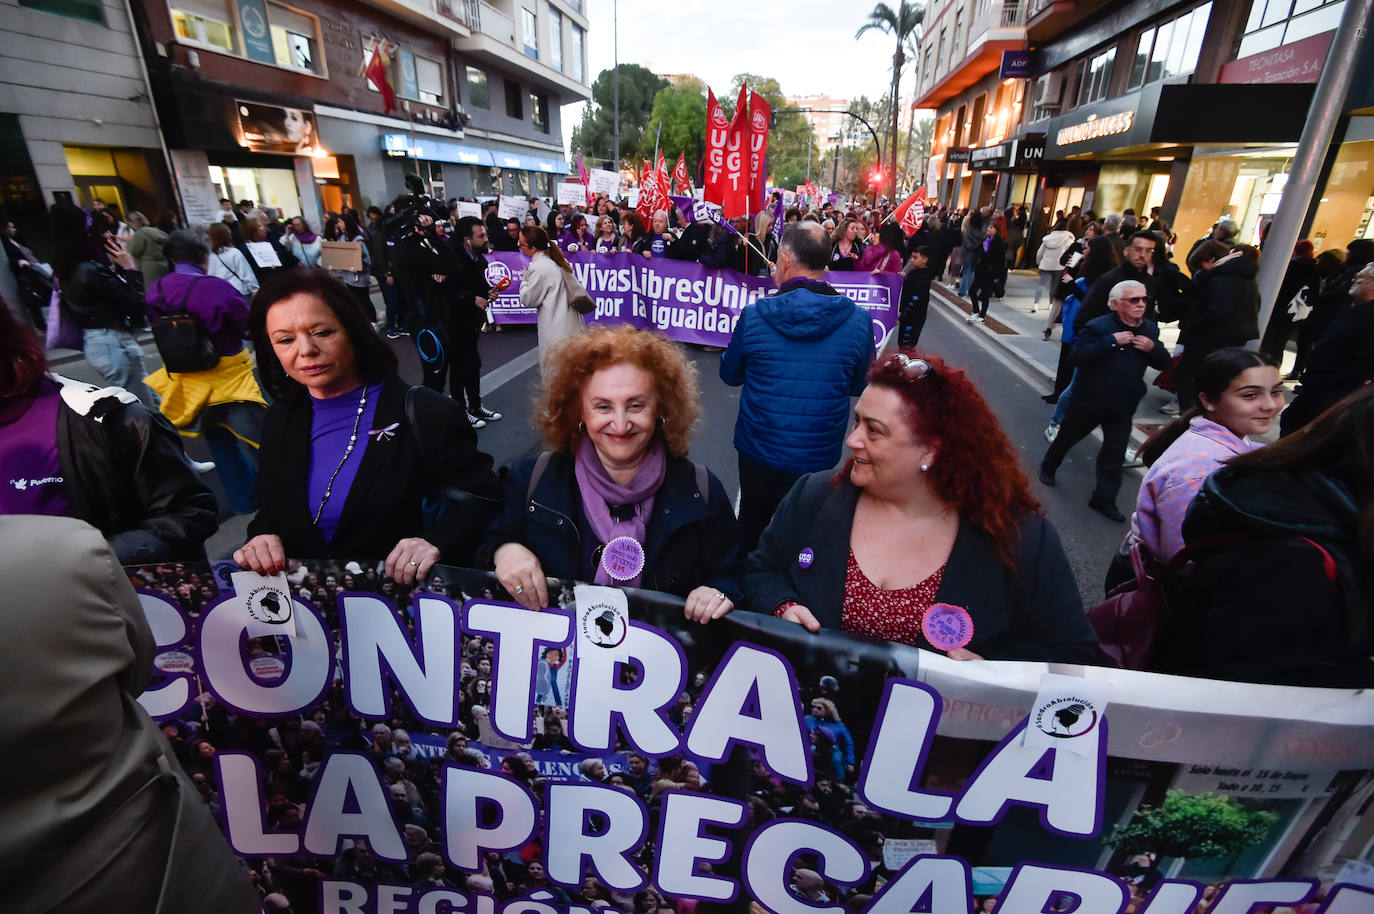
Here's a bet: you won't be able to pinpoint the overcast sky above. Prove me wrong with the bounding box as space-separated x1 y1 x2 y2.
560 0 908 152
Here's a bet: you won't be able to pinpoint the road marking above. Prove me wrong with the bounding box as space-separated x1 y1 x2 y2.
480 347 540 395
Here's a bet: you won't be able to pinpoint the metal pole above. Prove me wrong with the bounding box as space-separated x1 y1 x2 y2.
805 136 812 185
612 0 620 172
1253 0 1371 344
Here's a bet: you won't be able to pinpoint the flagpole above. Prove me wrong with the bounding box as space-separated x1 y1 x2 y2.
612 0 620 173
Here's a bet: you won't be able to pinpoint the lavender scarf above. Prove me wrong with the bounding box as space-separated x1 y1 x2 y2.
573 436 667 588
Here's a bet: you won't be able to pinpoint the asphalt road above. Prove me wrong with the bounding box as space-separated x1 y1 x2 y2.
54 306 1132 603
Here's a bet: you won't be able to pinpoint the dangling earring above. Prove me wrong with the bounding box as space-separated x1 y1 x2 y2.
578 421 587 434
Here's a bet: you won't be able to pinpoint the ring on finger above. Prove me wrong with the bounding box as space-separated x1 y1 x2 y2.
715 591 726 601
409 560 419 567
514 584 524 594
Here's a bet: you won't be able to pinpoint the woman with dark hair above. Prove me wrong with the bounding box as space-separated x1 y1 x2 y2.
283 215 322 269
1175 242 1260 410
1154 385 1374 688
322 211 374 320
619 210 646 253
1130 348 1283 564
829 218 865 271
560 212 594 253
517 225 585 361
205 221 258 299
545 209 566 242
966 218 1008 324
855 223 905 274
0 304 217 562
478 325 741 616
739 352 1097 662
238 209 299 283
233 271 502 583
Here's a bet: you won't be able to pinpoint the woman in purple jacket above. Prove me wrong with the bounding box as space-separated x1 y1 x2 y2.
145 230 268 514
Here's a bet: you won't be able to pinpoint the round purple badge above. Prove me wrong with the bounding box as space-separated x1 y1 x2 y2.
921 603 975 651
797 547 815 570
601 536 646 582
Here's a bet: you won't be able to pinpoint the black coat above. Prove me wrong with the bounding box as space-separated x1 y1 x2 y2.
247 378 503 563
1069 313 1174 416
1156 466 1373 688
1280 301 1374 435
1180 253 1260 349
55 379 218 563
475 450 743 602
742 474 1098 663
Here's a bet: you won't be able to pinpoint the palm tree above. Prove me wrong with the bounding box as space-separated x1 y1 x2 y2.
856 1 925 203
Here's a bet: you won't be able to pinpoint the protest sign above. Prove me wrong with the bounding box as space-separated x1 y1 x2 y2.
588 168 620 196
480 252 900 348
126 559 1374 914
456 201 482 219
556 183 586 206
497 195 526 220
319 241 364 273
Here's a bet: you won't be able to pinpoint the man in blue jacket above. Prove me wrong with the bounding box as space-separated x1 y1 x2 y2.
1039 280 1172 522
721 221 875 551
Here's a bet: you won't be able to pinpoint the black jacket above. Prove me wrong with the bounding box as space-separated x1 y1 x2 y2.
1155 466 1373 688
1069 313 1174 416
475 450 743 602
898 267 932 322
55 379 218 563
1280 301 1374 435
248 379 503 563
235 237 299 284
438 242 490 331
62 264 145 331
973 238 1008 285
742 474 1098 663
1151 261 1195 324
1076 263 1157 334
1180 253 1259 349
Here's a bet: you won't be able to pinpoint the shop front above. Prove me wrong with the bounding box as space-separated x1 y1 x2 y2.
376 133 567 201
61 145 176 226
966 137 1046 212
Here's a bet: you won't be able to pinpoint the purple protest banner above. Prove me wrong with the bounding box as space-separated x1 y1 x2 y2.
482 252 902 348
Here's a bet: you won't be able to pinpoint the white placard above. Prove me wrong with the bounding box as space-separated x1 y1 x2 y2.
1021 673 1112 758
497 195 526 220
230 570 300 639
456 201 481 219
170 149 223 229
882 838 938 871
588 168 619 195
244 241 282 269
573 584 631 662
627 189 640 209
556 183 586 206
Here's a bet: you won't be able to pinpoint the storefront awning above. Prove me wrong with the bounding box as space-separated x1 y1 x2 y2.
381 134 568 174
1151 84 1316 144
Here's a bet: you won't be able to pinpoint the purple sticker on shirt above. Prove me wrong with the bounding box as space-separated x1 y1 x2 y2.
797 547 815 570
922 603 975 651
601 536 646 582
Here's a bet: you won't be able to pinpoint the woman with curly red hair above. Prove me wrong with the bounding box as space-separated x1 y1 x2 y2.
736 352 1097 662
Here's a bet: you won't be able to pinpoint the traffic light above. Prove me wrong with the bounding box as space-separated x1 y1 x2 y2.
869 168 884 186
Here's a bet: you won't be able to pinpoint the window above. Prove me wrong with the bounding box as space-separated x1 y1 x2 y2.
549 8 563 73
570 25 585 82
1239 0 1343 57
1076 47 1116 106
953 10 964 58
968 93 985 145
505 79 523 119
18 0 104 24
937 28 946 71
521 7 538 59
268 2 323 74
415 56 444 105
467 67 490 108
923 47 933 88
1133 2 1211 85
531 91 549 132
1127 27 1154 88
173 5 237 53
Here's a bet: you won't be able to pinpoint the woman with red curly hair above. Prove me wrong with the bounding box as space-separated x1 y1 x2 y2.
476 325 741 619
738 352 1097 662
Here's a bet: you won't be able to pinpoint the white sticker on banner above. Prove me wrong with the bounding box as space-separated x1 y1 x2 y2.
154 650 195 673
230 570 301 639
244 241 281 268
573 584 631 662
1020 673 1112 758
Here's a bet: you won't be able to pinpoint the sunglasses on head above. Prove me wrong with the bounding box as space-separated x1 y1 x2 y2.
893 353 936 380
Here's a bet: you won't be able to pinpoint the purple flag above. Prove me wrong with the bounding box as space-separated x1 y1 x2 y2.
770 193 785 244
669 195 737 234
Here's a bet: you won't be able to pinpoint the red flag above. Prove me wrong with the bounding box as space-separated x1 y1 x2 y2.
577 152 593 208
655 150 671 207
747 93 771 215
364 42 396 115
720 84 751 219
638 160 668 224
703 88 730 207
672 153 693 196
894 187 928 236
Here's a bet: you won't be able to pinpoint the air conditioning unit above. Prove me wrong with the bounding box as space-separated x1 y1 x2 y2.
1033 71 1062 107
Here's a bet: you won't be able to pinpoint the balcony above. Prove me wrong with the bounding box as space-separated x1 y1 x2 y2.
360 0 471 39
915 1 1028 110
1025 0 1114 44
465 0 516 44
458 0 591 101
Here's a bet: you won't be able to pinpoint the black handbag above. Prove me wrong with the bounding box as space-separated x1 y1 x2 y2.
151 277 219 373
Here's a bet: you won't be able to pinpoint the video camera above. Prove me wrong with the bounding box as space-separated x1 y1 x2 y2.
385 173 449 237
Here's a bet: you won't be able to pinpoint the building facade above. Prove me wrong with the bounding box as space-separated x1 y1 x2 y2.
2 0 590 240
916 0 1372 263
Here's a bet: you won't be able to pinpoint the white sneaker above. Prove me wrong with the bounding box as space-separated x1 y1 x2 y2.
190 459 216 474
975 315 986 323
966 315 976 324
1159 402 1180 416
472 407 503 422
467 412 487 429
1044 425 1059 442
1030 304 1039 313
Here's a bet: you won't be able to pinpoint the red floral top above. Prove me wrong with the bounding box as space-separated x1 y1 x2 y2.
840 549 946 646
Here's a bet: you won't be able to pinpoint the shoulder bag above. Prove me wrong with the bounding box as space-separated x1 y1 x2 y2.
560 264 596 315
150 277 219 373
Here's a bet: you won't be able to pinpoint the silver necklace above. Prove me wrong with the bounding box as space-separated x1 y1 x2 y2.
312 386 368 526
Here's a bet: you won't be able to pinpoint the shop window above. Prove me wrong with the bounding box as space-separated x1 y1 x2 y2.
1240 0 1344 56
467 67 490 109
172 1 237 54
268 3 324 75
19 0 104 24
522 7 538 59
549 8 563 73
570 25 585 82
506 170 530 196
1127 28 1154 89
531 91 549 133
473 165 500 196
506 79 523 119
416 56 444 106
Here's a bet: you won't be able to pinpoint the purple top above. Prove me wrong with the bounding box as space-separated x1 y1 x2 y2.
306 383 382 542
1130 416 1262 562
146 263 252 356
0 379 72 517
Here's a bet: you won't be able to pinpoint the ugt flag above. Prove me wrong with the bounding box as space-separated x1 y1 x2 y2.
894 187 928 235
672 153 693 196
703 89 730 207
